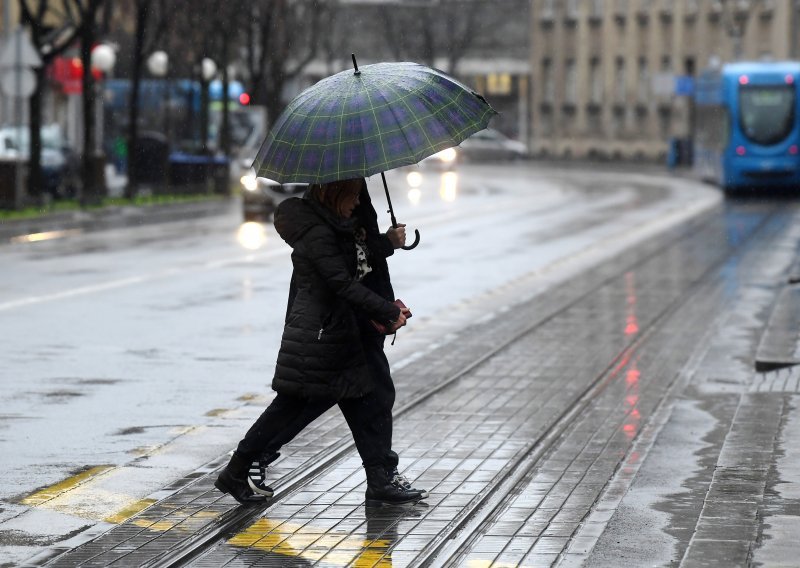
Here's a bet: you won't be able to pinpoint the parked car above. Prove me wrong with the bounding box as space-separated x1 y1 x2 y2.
457 128 528 162
240 167 307 222
0 124 80 198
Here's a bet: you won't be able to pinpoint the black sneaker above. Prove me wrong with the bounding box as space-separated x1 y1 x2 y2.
389 468 428 498
247 452 279 497
365 465 428 506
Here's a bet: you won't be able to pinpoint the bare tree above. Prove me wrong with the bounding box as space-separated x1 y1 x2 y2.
18 0 83 203
375 0 499 74
123 0 167 199
241 0 327 130
211 0 248 158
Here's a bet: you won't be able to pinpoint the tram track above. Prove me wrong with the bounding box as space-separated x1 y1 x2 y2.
414 205 783 567
44 199 783 568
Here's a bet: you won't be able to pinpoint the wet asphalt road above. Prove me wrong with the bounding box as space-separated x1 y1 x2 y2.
2 163 800 566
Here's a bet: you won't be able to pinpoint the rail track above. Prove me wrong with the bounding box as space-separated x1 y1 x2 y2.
43 199 788 568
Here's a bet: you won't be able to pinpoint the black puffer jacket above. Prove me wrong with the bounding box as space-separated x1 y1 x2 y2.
352 182 396 335
272 195 401 400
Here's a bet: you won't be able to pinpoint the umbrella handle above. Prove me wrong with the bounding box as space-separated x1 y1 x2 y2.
381 171 420 251
402 229 420 250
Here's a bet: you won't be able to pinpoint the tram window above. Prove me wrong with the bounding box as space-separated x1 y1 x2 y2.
739 85 795 145
696 105 730 151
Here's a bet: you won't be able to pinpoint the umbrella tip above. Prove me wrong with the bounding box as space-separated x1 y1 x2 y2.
351 53 361 75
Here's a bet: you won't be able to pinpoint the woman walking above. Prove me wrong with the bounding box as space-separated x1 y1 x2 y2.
215 178 426 506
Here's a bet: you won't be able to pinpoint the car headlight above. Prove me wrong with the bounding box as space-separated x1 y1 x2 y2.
240 173 258 192
436 147 457 163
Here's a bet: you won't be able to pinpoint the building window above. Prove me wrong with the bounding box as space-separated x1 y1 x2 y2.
487 73 512 95
612 107 625 137
566 0 579 22
541 0 556 22
590 58 603 104
540 107 553 136
614 0 628 22
661 55 672 72
565 59 577 105
542 59 555 103
658 0 672 22
590 0 604 22
637 58 649 103
658 107 671 138
588 109 603 136
637 0 652 23
615 57 626 103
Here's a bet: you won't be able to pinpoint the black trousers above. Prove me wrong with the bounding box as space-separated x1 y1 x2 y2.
236 334 398 470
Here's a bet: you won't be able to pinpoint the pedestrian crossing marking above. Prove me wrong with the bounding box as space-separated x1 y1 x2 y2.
103 498 157 524
20 465 114 507
228 517 392 566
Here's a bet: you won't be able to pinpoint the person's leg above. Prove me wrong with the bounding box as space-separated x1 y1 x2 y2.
361 334 399 471
217 393 317 504
338 395 427 505
235 393 314 458
247 398 336 496
259 398 336 457
363 335 421 490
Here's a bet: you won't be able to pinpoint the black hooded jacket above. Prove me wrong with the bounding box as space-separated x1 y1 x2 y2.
271 192 401 400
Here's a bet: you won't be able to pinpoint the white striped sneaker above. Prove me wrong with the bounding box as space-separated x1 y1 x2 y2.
247 452 280 497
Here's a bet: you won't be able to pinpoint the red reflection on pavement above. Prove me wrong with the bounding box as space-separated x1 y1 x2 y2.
622 363 641 440
624 272 639 336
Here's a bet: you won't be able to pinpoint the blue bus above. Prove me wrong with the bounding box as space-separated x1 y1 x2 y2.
693 61 800 192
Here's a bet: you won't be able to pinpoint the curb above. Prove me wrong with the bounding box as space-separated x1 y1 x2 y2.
0 197 239 243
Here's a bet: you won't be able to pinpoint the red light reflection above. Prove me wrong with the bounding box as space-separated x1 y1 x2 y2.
624 272 639 336
622 363 641 440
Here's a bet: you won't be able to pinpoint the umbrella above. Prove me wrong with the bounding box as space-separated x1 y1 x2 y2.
252 55 497 249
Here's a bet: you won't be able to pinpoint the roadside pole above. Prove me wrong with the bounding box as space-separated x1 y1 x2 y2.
0 27 41 209
1 0 9 124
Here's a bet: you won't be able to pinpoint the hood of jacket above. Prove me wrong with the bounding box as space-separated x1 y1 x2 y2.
274 194 356 247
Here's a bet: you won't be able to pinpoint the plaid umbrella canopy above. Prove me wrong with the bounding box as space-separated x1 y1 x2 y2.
252 59 497 185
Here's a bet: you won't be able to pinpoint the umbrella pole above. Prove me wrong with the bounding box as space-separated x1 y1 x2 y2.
381 171 420 250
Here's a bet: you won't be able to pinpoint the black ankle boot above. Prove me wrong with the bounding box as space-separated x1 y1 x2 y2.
365 465 428 506
215 451 268 505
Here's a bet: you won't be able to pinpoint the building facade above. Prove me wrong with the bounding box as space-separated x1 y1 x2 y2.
530 0 800 161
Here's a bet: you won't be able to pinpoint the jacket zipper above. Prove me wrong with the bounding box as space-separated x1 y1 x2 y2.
318 312 333 341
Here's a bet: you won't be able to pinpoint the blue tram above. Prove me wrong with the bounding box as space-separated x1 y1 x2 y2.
693 61 800 192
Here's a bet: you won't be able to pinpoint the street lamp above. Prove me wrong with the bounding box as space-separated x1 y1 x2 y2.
201 57 217 82
90 44 115 154
83 42 115 204
146 50 168 77
147 50 169 141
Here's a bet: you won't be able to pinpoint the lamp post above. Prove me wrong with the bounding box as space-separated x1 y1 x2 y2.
721 0 759 61
90 43 115 154
147 50 169 139
199 57 217 154
82 42 114 204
